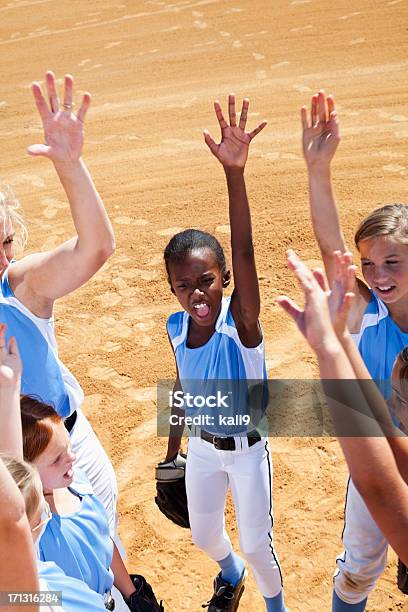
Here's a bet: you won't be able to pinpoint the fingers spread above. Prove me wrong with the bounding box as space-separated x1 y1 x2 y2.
31 82 49 121
203 129 219 156
327 95 335 117
313 268 329 292
239 98 249 131
8 335 19 358
248 120 267 141
77 92 91 123
62 74 74 111
318 90 327 124
228 93 237 127
287 250 323 303
276 296 303 323
46 71 59 113
300 105 308 130
27 144 52 158
214 100 228 130
311 94 318 127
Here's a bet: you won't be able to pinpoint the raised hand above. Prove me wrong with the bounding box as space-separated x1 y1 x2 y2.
301 90 340 169
277 250 355 350
28 71 91 163
313 251 356 338
204 94 267 169
0 324 22 389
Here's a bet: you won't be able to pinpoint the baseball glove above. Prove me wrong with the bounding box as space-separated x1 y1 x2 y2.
398 558 408 595
125 574 164 611
155 453 190 528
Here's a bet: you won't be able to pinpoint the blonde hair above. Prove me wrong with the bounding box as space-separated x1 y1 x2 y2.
1 455 42 521
354 204 408 248
0 184 28 254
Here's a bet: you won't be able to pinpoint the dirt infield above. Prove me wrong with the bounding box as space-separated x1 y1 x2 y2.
1 0 407 609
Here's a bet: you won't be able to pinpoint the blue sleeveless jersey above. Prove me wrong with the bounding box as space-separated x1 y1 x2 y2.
352 290 408 396
0 265 83 417
167 296 267 435
39 469 113 596
38 560 105 611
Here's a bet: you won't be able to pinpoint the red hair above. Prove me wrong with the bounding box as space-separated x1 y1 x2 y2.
20 395 61 463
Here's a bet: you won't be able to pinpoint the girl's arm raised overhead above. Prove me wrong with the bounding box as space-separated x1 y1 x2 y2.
302 92 344 278
204 94 266 347
301 91 370 329
0 325 23 461
277 251 408 565
10 71 115 318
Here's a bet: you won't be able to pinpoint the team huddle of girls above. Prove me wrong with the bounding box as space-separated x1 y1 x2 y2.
1 71 407 612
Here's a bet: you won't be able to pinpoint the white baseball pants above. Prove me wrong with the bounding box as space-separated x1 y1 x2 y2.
333 478 388 605
186 435 283 598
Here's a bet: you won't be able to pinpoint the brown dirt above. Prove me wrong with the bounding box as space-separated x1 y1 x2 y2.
1 0 407 609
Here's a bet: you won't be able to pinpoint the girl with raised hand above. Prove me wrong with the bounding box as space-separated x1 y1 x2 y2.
302 90 408 611
0 329 105 612
277 250 408 567
0 324 163 612
0 71 118 535
163 95 287 612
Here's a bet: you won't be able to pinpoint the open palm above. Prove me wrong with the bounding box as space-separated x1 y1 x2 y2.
302 91 340 167
204 94 266 169
28 71 91 163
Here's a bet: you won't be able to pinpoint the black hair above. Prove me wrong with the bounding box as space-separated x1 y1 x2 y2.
164 229 226 282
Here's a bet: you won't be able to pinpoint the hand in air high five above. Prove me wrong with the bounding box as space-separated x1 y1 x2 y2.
204 94 267 169
276 250 355 352
301 90 340 169
28 71 91 163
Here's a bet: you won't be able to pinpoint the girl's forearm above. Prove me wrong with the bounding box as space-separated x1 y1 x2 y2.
111 542 135 599
308 168 347 256
0 385 23 460
53 159 115 257
225 168 253 255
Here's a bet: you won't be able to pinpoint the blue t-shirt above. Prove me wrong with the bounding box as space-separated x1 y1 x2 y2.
0 265 83 417
38 560 105 611
352 290 408 396
39 469 113 596
167 296 267 435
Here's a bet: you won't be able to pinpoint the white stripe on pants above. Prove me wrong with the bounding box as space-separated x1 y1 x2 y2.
333 477 388 604
186 435 283 598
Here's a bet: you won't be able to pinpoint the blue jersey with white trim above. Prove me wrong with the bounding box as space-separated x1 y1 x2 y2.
352 289 408 396
167 296 267 435
0 265 83 417
39 469 114 596
38 560 105 611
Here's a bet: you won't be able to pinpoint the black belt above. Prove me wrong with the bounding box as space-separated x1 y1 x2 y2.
200 429 261 451
64 410 78 433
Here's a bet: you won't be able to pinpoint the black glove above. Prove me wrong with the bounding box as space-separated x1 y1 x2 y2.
155 453 190 529
125 575 164 611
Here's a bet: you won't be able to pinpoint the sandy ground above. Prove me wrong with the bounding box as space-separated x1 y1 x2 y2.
0 0 407 609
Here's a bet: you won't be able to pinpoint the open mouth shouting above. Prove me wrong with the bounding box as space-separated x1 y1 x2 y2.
192 301 211 320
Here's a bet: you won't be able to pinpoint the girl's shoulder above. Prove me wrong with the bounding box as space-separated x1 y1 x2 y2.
0 264 14 297
69 468 94 497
